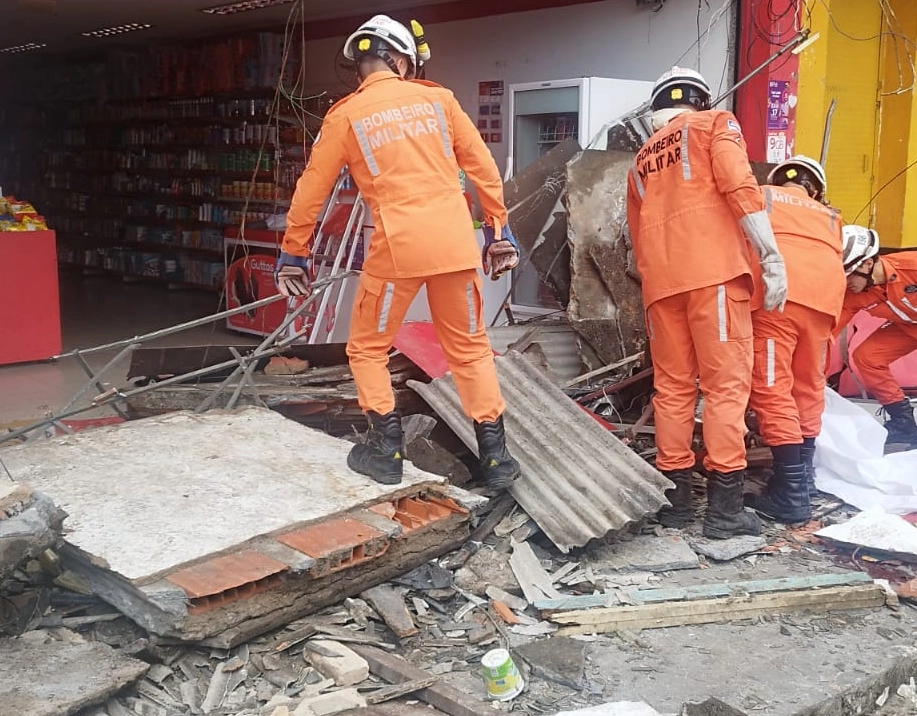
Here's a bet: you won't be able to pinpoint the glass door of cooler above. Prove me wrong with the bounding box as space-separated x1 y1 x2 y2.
509 83 581 312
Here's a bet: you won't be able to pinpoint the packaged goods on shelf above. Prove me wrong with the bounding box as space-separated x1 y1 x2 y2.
0 196 48 231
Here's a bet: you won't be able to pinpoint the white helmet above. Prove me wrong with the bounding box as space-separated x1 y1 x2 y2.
842 224 880 275
767 154 827 201
343 15 424 78
651 66 711 111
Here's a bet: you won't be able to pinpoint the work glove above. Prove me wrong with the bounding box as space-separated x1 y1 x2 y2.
482 221 520 280
739 210 787 312
273 253 312 297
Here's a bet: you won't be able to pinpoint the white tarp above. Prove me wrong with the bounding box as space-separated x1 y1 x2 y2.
815 388 917 514
815 506 917 556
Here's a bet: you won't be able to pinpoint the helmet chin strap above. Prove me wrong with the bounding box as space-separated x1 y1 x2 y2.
851 267 874 287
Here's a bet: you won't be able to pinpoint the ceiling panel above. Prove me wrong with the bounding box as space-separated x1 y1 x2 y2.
1 0 457 58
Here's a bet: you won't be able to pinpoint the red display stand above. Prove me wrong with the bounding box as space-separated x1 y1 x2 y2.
0 229 62 365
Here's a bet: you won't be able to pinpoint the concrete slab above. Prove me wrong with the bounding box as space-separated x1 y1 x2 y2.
0 483 66 581
0 408 484 642
0 628 148 716
588 534 700 573
516 635 587 689
1 408 446 582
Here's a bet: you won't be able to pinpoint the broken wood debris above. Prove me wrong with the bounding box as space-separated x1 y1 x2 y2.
547 579 887 635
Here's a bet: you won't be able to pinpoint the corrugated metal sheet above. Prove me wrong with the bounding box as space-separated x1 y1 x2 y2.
486 323 586 386
408 350 671 553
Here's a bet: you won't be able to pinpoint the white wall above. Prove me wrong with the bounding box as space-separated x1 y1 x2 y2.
297 0 735 173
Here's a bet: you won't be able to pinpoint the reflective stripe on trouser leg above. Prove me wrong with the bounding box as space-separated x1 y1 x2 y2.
749 304 803 446
346 273 424 414
852 323 917 405
690 278 753 473
425 269 504 422
791 307 834 438
646 291 700 472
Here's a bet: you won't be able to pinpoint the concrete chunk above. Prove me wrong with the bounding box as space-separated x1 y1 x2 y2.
293 687 366 716
306 640 369 686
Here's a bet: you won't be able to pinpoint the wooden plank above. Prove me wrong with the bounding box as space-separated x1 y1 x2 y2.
351 644 492 716
563 352 645 388
548 584 886 635
534 572 874 612
362 584 418 638
365 676 439 704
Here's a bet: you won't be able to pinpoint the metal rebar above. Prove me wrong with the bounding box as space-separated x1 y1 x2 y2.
51 294 287 360
1 272 356 445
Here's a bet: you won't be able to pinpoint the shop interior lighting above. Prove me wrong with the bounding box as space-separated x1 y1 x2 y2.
200 0 295 15
81 23 153 38
0 42 47 53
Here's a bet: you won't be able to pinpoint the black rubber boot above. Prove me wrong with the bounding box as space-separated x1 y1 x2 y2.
473 415 520 491
658 469 695 528
883 399 917 449
347 410 404 485
800 438 818 497
746 461 811 523
703 470 762 539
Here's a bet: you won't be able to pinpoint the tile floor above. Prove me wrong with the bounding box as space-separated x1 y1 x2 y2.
0 271 256 427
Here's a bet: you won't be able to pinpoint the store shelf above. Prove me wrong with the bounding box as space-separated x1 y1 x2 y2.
61 263 223 292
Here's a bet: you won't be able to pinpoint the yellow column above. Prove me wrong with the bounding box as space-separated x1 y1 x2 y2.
796 0 882 227
874 0 917 247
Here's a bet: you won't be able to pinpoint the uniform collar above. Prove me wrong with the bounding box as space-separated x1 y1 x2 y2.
881 257 897 284
777 184 809 199
357 70 402 92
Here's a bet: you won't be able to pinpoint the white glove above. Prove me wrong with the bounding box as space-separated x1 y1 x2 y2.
740 210 787 312
274 265 310 297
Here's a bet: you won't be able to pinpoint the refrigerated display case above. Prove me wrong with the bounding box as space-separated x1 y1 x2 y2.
505 76 652 311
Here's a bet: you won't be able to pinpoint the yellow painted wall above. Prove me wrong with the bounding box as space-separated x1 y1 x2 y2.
874 0 917 247
796 0 881 228
797 0 917 248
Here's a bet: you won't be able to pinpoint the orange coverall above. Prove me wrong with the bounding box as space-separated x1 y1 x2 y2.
282 71 508 421
626 110 764 474
835 252 917 405
747 185 845 445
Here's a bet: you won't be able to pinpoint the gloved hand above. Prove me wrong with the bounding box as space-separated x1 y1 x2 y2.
739 210 787 312
482 220 520 280
760 258 787 312
274 253 311 297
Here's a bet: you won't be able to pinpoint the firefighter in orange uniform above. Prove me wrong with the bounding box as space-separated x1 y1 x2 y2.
626 67 788 539
276 15 521 488
744 156 845 524
837 226 917 450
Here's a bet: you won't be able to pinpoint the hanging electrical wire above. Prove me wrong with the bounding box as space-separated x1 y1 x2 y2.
852 157 917 225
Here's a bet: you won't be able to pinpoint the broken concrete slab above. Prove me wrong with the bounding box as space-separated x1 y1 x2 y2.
0 482 66 581
589 534 700 573
516 635 586 689
0 408 483 643
565 149 646 366
687 535 767 563
0 628 149 716
680 698 748 716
